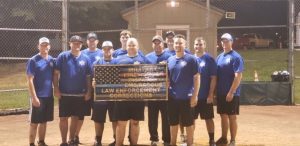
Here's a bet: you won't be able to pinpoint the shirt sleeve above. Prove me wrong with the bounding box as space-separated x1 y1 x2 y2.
191 57 199 76
233 56 244 73
209 57 217 76
26 59 35 77
55 54 63 71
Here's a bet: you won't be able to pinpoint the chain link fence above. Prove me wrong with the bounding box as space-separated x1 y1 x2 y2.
0 0 299 110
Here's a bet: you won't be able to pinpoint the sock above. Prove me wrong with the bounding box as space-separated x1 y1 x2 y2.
96 136 102 143
209 132 214 141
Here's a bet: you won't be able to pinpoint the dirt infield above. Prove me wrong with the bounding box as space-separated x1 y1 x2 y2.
0 105 299 146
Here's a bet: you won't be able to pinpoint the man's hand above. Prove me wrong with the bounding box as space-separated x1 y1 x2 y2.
92 78 96 89
84 93 91 101
226 91 234 102
190 95 198 107
207 95 214 104
32 96 40 107
54 88 61 99
159 61 167 65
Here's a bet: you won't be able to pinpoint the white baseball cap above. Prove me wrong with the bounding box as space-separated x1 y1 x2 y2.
221 33 233 42
39 37 50 45
102 41 113 48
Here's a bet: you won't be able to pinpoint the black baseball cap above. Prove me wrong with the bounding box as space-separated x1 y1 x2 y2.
87 32 98 40
69 35 83 43
166 31 175 37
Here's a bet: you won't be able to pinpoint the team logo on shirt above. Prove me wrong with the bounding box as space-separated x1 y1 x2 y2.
199 61 205 67
79 60 86 66
134 61 141 64
95 56 101 61
49 61 53 67
226 57 231 64
180 60 187 67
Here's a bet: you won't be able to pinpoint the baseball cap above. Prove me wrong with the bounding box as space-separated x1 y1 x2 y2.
221 33 233 42
39 37 50 45
152 35 164 43
69 35 83 43
102 41 113 48
166 31 175 37
87 32 98 40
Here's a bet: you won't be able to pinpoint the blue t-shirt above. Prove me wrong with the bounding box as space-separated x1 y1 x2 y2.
145 51 172 64
26 54 55 98
167 54 199 100
112 48 144 58
164 48 191 56
216 50 244 96
112 54 150 65
196 53 217 100
81 48 103 64
55 51 92 95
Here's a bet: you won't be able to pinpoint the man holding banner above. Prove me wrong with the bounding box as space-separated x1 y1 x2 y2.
167 35 200 146
112 38 150 146
146 35 171 146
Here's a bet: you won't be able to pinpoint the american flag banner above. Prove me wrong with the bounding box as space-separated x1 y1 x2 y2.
94 64 168 101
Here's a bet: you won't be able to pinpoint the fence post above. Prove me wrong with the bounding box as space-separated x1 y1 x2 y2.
288 0 295 104
62 0 69 51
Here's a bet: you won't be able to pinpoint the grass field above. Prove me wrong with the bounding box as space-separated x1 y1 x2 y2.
0 48 299 109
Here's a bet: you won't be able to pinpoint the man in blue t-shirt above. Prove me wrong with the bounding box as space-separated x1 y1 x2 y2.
146 35 171 145
167 35 200 146
193 37 217 146
164 31 191 56
74 32 103 144
91 41 117 146
113 38 150 146
53 35 92 146
26 37 54 146
215 33 244 146
112 30 144 58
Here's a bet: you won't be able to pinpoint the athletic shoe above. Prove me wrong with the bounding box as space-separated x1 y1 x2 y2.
68 140 78 146
228 140 235 146
60 143 68 146
215 137 228 145
74 136 81 144
209 140 216 146
94 141 102 146
37 141 48 146
151 141 159 146
30 143 36 146
108 141 116 146
180 134 187 143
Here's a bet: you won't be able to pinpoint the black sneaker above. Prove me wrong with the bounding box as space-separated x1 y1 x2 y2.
30 143 36 146
209 140 216 146
60 143 68 146
68 140 78 146
74 136 81 144
108 141 116 146
37 141 48 146
94 141 102 146
215 137 228 145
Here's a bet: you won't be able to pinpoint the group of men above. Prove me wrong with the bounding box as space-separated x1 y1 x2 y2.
26 30 244 146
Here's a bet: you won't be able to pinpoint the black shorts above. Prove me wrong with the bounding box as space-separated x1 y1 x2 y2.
78 98 93 120
30 97 54 124
59 96 85 118
194 99 214 120
217 96 240 115
92 101 116 123
115 101 145 121
168 98 194 127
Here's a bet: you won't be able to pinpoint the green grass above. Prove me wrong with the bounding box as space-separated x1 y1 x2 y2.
0 49 299 109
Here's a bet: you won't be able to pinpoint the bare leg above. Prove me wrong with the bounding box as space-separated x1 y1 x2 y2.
186 125 194 146
129 120 140 145
59 117 68 143
228 115 237 141
69 116 79 141
116 121 127 146
170 125 179 145
220 114 229 138
75 119 83 138
29 123 38 144
38 123 47 142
